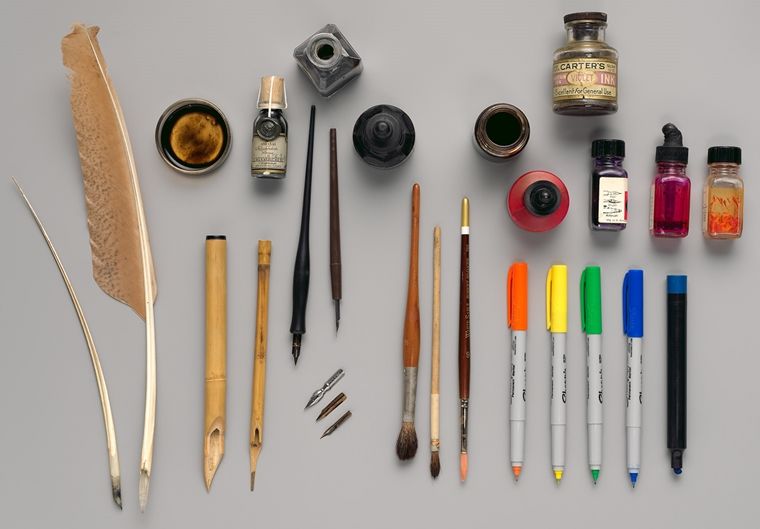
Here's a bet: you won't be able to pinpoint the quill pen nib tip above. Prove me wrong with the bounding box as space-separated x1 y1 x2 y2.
138 470 150 512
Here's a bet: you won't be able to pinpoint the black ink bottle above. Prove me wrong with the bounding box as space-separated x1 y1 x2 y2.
591 139 627 230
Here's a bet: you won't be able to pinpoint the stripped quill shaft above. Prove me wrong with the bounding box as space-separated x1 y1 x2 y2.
430 226 441 478
204 236 227 490
61 25 157 511
250 240 271 491
12 177 122 508
396 183 421 461
459 198 471 482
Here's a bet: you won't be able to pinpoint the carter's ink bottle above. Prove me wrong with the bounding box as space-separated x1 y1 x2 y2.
651 124 690 238
591 139 627 231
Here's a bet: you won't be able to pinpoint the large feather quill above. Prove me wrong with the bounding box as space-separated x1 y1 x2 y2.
61 24 157 512
11 177 122 509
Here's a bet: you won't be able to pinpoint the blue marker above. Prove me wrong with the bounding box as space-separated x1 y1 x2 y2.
623 270 644 487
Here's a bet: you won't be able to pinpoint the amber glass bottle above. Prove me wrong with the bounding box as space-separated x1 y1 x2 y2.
703 146 743 239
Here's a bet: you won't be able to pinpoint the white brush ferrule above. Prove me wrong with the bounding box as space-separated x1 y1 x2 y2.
402 367 418 423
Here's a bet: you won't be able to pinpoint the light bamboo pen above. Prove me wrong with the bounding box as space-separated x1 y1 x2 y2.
204 235 227 491
430 226 441 478
250 240 271 491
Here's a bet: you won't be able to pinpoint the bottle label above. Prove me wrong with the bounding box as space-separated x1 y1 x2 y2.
598 177 627 224
251 135 287 173
553 58 617 102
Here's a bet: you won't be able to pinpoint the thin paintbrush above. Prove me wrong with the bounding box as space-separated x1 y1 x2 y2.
396 183 421 460
458 198 471 482
329 128 342 333
430 226 441 478
12 177 122 509
290 105 316 365
203 236 227 491
250 240 271 491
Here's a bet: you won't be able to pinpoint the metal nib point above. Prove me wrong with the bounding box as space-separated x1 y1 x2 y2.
292 335 301 366
250 472 255 492
334 300 340 333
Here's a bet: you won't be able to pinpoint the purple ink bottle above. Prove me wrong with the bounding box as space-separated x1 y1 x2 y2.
591 139 627 231
651 123 690 238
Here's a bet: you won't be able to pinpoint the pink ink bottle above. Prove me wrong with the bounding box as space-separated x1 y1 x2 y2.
650 123 690 238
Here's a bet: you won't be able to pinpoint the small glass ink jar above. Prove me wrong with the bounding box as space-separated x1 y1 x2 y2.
651 124 690 238
703 146 743 239
590 139 627 231
553 12 618 115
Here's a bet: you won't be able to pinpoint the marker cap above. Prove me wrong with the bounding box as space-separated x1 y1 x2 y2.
667 275 687 294
546 264 568 333
508 262 528 330
623 269 644 338
580 266 602 334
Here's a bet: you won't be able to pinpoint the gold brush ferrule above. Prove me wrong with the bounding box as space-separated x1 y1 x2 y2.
461 197 470 229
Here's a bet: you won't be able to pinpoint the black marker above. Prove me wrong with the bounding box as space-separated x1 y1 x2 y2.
667 275 687 475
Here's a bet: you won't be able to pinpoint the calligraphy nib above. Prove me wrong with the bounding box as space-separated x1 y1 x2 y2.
334 300 340 333
292 334 301 366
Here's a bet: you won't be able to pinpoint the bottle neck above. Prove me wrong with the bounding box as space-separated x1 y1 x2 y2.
594 155 624 168
566 21 606 42
656 161 688 177
708 163 740 178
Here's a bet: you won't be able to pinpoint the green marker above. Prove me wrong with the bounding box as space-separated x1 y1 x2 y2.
581 266 603 484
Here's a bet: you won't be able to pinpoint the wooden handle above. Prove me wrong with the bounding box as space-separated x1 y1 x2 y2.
458 232 470 399
431 226 441 393
251 240 271 457
205 236 227 461
329 128 342 302
403 184 421 368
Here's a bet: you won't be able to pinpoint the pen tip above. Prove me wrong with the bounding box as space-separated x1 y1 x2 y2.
591 469 600 484
112 482 122 510
292 334 301 365
250 472 255 492
334 301 340 333
673 467 683 476
629 472 638 487
554 470 563 485
138 470 150 513
512 466 521 482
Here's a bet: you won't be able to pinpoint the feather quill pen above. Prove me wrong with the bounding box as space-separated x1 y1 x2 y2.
61 24 157 512
11 177 122 509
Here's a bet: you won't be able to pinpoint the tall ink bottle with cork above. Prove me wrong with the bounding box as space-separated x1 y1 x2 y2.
553 12 618 115
251 76 288 178
651 124 690 238
590 139 627 231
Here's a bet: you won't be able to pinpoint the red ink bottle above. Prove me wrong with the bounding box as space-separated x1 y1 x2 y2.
650 124 690 238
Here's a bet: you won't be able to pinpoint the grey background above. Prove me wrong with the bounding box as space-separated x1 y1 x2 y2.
1 0 758 527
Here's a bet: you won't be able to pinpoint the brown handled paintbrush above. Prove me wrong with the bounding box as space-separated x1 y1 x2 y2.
430 226 441 478
204 236 227 491
396 183 421 460
458 198 471 483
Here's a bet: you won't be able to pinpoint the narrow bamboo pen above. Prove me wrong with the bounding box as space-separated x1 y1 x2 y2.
430 226 441 478
204 236 227 491
250 240 271 491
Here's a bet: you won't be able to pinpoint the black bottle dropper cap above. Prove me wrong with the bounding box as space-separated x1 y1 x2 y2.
656 123 688 164
353 104 415 168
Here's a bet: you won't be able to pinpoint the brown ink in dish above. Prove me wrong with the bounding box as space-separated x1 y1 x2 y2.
156 99 231 175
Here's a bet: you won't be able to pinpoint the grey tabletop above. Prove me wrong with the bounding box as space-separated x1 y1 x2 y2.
1 0 757 528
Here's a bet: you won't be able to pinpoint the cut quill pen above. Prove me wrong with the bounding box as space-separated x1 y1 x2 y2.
61 24 158 512
11 177 122 509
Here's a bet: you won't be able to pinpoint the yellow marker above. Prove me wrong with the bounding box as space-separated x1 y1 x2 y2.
546 265 568 484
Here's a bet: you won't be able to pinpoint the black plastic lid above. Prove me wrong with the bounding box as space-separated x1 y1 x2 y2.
592 139 625 158
353 104 415 168
655 123 688 164
564 12 607 23
524 181 561 216
708 146 741 165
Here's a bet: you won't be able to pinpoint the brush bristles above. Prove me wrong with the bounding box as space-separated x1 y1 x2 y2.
396 422 418 460
430 451 440 478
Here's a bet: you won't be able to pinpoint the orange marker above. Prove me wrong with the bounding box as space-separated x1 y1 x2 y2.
508 262 528 481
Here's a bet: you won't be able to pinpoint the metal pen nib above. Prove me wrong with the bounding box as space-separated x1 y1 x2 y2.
321 410 352 438
291 334 301 365
305 369 345 409
334 300 340 333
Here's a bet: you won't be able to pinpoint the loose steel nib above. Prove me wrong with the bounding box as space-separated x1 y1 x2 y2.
321 410 352 438
305 369 345 409
316 392 347 421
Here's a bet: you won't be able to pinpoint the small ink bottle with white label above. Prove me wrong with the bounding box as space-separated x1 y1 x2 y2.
251 76 288 179
591 139 627 231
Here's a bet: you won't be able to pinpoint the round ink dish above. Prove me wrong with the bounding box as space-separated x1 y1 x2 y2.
155 99 232 175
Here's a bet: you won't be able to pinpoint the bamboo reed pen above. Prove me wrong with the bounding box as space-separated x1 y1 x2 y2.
396 183 421 460
250 240 271 491
430 226 441 478
204 236 227 491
